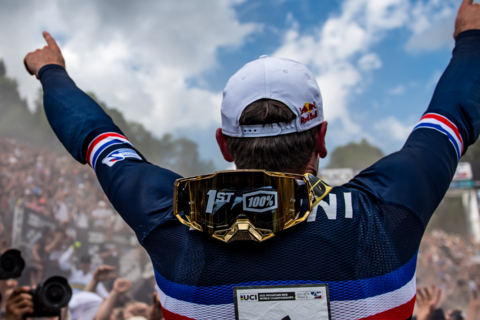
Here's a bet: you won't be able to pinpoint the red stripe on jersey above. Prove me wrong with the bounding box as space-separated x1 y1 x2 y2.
422 113 463 149
86 132 126 164
162 307 196 320
361 295 416 320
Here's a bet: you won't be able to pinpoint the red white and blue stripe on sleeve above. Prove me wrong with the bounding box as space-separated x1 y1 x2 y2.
86 132 133 170
413 113 464 161
155 253 417 320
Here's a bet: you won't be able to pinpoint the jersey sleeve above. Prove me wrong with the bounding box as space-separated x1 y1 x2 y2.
40 65 182 243
345 30 480 226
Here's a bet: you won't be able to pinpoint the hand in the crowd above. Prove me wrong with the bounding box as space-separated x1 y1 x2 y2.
113 278 132 293
467 286 480 320
454 0 480 38
416 285 442 320
124 301 149 319
5 286 33 320
93 265 116 282
24 31 65 78
148 292 164 320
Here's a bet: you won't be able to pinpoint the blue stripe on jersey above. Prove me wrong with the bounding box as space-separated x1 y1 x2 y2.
154 252 417 305
92 140 124 170
414 123 461 160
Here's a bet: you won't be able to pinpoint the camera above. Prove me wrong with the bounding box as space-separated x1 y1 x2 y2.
27 276 72 318
0 249 25 280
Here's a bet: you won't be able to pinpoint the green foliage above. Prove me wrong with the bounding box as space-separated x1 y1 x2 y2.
327 138 384 169
426 197 468 235
0 59 214 177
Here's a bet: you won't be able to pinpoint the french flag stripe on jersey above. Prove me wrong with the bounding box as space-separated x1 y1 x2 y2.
154 253 417 305
86 132 132 170
414 113 463 160
155 253 417 320
156 274 416 320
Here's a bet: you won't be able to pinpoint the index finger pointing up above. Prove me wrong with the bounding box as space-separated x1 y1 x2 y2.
43 31 60 50
462 0 474 6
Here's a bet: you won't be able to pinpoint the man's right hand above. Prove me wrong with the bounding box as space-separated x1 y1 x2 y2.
454 0 480 39
6 286 33 320
24 31 65 79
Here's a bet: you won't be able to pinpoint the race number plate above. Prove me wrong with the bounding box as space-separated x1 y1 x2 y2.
233 284 331 320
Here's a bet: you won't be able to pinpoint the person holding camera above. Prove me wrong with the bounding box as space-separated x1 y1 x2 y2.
5 287 33 320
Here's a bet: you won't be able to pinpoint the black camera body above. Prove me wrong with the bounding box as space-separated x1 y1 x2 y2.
0 249 25 280
26 276 72 318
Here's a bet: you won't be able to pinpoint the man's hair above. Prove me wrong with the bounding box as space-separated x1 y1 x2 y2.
225 99 318 173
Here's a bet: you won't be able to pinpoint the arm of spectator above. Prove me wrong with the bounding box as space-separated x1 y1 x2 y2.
44 231 62 254
31 243 41 262
84 265 116 293
5 287 33 320
147 292 164 320
416 285 442 320
94 278 131 320
58 246 74 271
96 281 110 299
467 286 480 320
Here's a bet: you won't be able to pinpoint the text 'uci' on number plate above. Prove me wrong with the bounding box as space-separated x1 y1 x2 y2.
234 284 331 320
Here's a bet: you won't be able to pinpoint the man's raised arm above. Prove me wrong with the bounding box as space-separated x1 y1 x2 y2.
24 32 182 244
347 0 480 227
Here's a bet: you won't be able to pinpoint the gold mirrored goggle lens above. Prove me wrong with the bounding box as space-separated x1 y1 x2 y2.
173 170 331 242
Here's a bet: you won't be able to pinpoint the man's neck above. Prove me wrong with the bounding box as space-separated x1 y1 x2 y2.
303 153 319 176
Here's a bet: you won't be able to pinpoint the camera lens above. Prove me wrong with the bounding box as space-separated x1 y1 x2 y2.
41 277 72 309
45 284 63 304
1 256 14 273
0 249 25 279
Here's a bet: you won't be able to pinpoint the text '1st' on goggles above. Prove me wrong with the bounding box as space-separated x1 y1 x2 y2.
173 170 332 243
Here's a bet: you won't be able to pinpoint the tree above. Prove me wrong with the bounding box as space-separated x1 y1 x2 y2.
327 138 384 169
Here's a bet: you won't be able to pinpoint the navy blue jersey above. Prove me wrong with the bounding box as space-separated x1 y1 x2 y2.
39 31 480 320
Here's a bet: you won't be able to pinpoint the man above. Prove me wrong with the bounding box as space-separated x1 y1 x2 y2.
23 1 480 318
58 248 111 298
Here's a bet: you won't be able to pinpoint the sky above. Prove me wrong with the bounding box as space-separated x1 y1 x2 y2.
0 0 462 170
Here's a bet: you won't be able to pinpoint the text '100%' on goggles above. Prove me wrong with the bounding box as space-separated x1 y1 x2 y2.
173 170 332 243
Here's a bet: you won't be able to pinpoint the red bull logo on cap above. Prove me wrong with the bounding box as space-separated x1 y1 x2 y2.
299 102 318 124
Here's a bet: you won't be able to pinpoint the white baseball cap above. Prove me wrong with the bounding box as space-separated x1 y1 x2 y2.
221 55 323 138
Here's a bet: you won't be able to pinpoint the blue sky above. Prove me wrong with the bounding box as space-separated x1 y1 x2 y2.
0 0 461 170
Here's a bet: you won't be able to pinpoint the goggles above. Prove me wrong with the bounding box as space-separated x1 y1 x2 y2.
173 170 332 243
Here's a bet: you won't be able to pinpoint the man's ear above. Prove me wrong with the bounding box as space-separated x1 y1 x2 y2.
315 121 328 159
216 128 234 162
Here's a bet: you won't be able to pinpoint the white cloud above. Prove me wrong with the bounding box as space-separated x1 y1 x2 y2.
374 116 415 142
405 0 457 52
0 0 259 135
388 84 406 95
273 0 409 141
358 53 382 71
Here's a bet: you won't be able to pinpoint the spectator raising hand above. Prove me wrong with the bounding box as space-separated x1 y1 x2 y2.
147 292 164 320
416 285 443 320
466 285 480 320
95 278 132 320
84 264 116 293
113 278 132 293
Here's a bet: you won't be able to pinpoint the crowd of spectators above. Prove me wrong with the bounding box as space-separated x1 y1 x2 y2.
414 230 480 319
0 136 160 319
1 135 480 318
